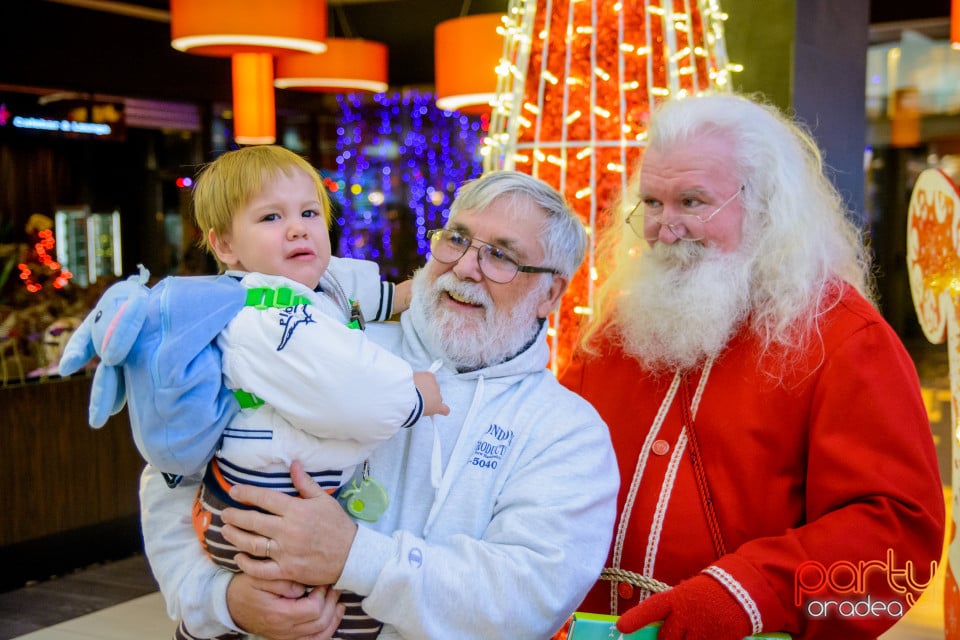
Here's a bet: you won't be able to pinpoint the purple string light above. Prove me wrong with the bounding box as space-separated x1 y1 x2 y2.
329 90 485 280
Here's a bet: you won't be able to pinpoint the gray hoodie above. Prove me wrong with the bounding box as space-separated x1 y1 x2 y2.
141 304 619 639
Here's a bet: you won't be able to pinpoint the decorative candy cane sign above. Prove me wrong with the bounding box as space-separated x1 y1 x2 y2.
907 167 960 635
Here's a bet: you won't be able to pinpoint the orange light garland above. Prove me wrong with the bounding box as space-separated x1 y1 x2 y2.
18 228 72 293
484 0 735 372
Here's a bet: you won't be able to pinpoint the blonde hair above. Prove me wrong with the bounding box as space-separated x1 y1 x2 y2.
192 146 332 269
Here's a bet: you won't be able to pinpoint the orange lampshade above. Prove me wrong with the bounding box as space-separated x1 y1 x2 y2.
232 53 276 145
275 38 389 93
953 0 960 49
434 13 504 115
170 0 327 57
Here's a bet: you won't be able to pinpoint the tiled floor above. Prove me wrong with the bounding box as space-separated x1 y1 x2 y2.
8 592 175 640
1 552 949 640
2 339 954 639
0 555 161 640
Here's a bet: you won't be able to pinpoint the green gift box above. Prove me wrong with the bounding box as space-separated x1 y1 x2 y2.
566 613 659 640
566 612 792 640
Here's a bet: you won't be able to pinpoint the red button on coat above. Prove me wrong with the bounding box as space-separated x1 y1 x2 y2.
618 581 634 599
651 439 670 456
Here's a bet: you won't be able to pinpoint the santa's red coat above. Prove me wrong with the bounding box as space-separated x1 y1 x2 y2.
561 284 944 639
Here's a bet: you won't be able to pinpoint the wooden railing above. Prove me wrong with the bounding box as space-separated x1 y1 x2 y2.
0 374 146 590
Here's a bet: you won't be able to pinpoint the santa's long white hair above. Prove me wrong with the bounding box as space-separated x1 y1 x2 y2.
583 93 874 373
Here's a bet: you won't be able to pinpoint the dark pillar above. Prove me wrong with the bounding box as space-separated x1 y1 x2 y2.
722 0 870 222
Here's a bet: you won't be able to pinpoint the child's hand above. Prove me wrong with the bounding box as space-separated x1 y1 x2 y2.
393 280 413 316
413 370 450 417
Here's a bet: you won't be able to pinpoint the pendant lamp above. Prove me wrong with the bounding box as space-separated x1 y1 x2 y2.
434 13 505 115
170 0 327 57
953 0 959 50
275 38 389 93
232 53 277 145
169 0 327 144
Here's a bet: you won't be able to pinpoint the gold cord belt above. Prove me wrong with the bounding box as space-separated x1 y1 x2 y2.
599 567 670 593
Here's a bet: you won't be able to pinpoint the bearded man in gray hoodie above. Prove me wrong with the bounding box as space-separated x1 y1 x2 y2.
139 170 619 640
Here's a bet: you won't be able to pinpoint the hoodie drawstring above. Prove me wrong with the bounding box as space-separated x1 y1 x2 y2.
428 359 444 490
423 372 486 535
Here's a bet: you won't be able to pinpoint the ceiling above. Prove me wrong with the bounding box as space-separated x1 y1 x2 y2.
0 0 951 109
1 0 511 107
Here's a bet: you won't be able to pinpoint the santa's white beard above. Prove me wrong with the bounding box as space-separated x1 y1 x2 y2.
615 242 753 372
410 268 546 371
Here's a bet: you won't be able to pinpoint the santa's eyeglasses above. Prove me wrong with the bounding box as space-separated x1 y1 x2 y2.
626 186 744 242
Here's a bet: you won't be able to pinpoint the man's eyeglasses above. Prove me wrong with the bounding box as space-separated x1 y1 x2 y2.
625 185 744 242
426 228 559 284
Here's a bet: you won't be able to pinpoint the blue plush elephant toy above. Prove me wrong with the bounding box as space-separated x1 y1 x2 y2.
60 265 245 481
60 267 151 428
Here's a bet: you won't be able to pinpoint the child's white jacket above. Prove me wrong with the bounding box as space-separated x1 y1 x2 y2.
216 271 421 491
140 306 619 639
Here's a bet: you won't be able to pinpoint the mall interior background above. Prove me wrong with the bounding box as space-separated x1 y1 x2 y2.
1 1 956 333
0 0 956 602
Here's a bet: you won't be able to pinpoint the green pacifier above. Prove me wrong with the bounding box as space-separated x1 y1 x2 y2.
339 476 389 522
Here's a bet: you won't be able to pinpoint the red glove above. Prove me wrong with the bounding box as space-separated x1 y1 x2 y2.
616 574 752 640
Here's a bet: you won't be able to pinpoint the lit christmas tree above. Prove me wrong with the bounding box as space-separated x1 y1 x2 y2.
17 214 72 294
484 0 736 371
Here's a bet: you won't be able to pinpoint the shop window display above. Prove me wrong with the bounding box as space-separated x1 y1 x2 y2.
53 207 122 288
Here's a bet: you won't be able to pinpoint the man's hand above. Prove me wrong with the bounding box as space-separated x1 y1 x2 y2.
413 370 450 417
616 574 752 640
221 460 359 586
226 572 343 640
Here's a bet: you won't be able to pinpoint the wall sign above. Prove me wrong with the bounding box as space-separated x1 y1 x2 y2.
0 91 126 141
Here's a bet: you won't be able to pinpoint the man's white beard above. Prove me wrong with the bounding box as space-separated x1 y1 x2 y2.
410 268 546 371
615 242 753 372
